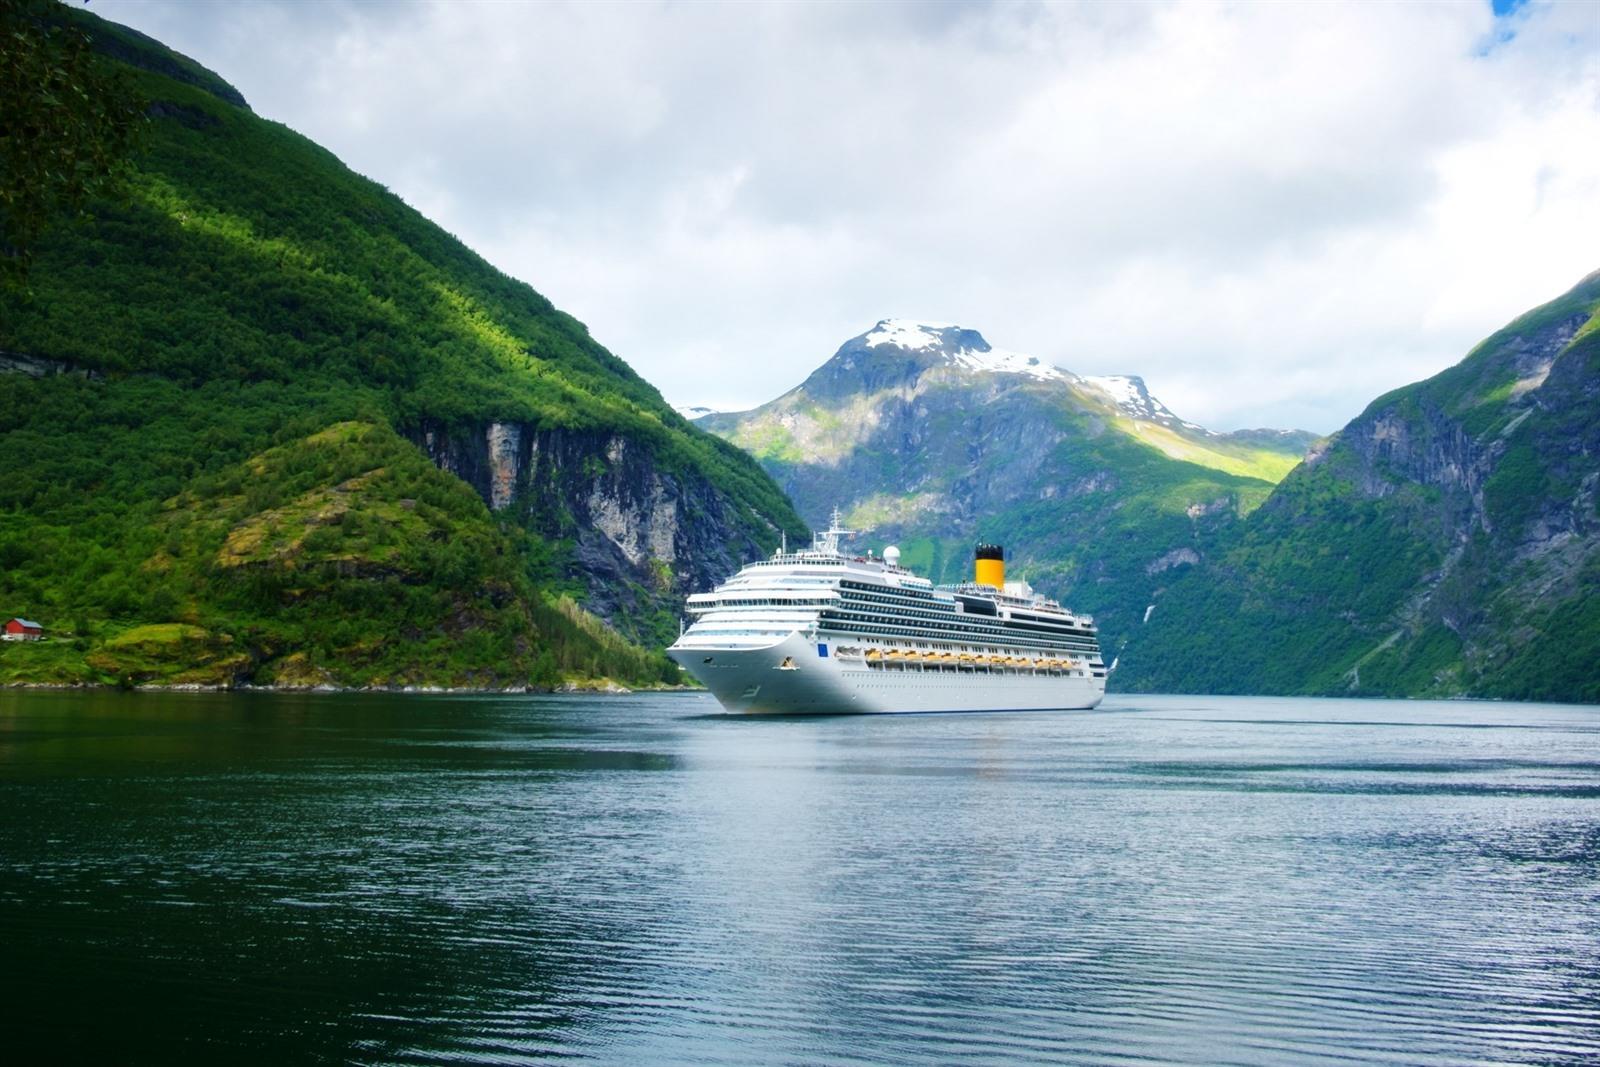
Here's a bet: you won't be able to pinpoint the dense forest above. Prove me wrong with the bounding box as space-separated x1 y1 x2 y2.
0 5 801 689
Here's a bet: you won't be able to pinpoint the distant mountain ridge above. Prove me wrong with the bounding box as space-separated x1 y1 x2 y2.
698 319 1316 665
704 320 1317 481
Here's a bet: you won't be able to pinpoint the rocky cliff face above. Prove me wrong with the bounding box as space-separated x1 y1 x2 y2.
411 419 776 640
1339 307 1589 508
1120 270 1600 702
698 320 1314 664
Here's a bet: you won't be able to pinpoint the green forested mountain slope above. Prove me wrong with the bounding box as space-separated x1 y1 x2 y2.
698 321 1315 667
1118 271 1600 702
0 6 802 688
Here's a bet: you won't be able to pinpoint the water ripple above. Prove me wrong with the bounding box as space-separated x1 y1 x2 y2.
0 691 1597 1064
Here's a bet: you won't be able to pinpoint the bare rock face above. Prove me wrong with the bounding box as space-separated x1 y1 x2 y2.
1146 548 1200 575
411 419 771 639
1343 309 1593 522
486 422 522 512
584 437 681 570
0 350 102 380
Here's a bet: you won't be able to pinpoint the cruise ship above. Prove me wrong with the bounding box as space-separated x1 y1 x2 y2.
667 511 1106 714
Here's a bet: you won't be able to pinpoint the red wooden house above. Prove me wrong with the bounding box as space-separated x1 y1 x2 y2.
3 618 43 641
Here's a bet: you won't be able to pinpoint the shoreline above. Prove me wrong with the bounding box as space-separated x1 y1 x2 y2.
1 680 704 696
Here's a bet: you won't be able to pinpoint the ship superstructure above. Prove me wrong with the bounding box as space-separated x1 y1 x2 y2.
667 511 1106 714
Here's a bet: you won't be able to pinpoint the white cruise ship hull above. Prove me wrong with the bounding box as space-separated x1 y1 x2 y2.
669 632 1105 715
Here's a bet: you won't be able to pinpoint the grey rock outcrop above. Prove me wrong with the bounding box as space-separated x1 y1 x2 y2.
412 419 776 636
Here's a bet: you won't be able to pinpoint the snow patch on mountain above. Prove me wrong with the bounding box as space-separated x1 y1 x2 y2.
1081 374 1147 411
1081 375 1209 434
863 319 957 351
949 346 1068 382
862 319 1067 382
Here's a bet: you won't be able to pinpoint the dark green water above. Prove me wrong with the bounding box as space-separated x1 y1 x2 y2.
1 690 1597 1065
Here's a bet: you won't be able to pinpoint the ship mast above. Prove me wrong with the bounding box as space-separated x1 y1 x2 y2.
813 506 856 556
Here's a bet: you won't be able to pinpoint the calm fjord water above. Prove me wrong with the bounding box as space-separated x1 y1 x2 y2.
1 691 1597 1065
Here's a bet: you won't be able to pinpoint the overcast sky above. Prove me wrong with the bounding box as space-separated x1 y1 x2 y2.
97 0 1598 432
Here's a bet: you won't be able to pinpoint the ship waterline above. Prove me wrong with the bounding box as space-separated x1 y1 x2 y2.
668 512 1106 714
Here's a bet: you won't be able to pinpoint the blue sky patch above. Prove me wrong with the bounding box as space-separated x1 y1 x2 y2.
1480 0 1534 54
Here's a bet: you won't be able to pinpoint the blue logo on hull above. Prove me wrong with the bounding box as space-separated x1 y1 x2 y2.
817 643 829 658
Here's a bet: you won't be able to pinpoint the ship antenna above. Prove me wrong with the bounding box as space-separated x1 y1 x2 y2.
814 505 856 556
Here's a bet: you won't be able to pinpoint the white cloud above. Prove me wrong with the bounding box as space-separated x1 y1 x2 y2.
98 0 1600 432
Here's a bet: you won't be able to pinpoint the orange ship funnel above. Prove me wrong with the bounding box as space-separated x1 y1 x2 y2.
975 543 1005 589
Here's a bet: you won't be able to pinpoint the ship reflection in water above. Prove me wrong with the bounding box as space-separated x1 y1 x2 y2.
2 689 1598 1065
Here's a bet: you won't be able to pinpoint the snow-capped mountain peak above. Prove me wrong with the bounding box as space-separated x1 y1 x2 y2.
860 319 1068 382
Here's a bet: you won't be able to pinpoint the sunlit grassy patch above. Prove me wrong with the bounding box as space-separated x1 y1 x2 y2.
1115 419 1304 483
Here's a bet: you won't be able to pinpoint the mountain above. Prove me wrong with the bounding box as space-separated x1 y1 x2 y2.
1117 271 1600 703
697 319 1316 665
1075 373 1320 481
0 6 803 689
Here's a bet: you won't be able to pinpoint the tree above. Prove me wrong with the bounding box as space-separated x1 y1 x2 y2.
0 0 145 287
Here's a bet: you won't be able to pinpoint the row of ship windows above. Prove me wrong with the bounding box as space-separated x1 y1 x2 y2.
687 620 1099 655
695 610 1100 652
838 594 961 617
840 582 941 607
838 589 1088 634
724 576 837 588
840 580 1092 632
823 620 1099 655
839 601 949 620
841 580 1080 624
829 603 1094 642
832 604 1081 639
691 606 1100 652
840 579 930 593
845 639 1097 658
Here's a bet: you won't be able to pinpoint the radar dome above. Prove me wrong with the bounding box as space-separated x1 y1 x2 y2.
883 545 901 567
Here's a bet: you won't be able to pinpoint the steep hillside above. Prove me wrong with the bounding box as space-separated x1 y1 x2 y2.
699 320 1315 664
1118 271 1600 703
0 6 803 688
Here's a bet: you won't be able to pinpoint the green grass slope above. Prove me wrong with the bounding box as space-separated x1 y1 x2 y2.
0 5 800 687
1118 271 1600 702
1105 416 1313 482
